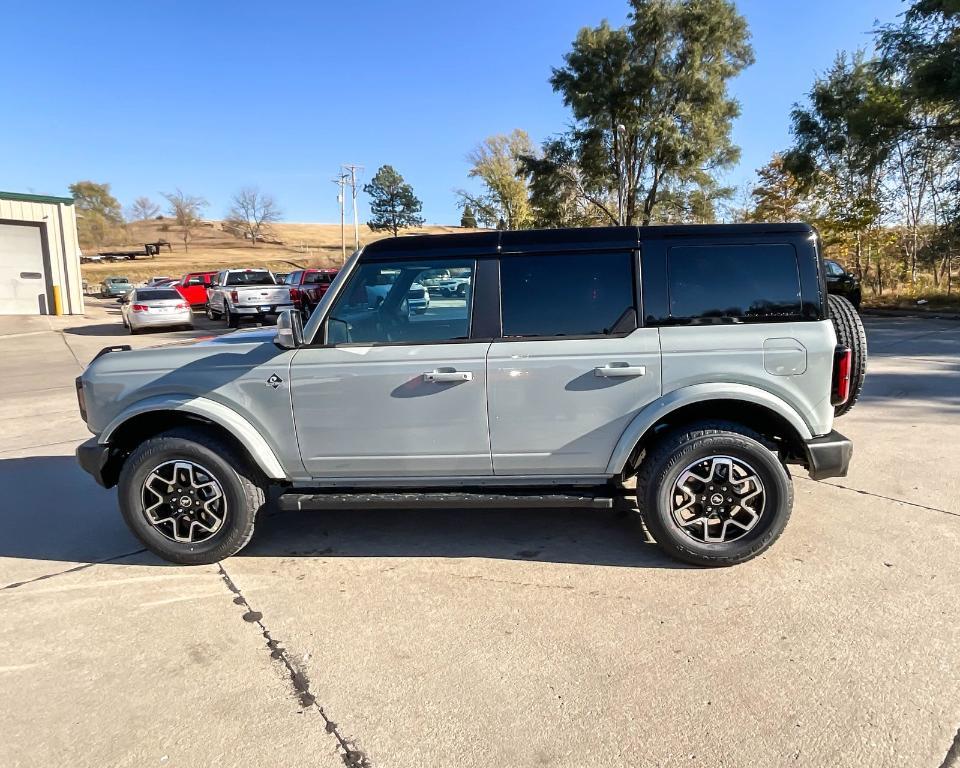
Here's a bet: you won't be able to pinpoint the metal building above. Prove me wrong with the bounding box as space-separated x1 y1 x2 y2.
0 191 84 315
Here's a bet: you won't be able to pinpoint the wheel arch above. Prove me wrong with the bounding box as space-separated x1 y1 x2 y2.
99 396 286 486
607 384 814 476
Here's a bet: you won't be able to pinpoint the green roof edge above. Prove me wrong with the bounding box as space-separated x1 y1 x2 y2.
0 190 75 205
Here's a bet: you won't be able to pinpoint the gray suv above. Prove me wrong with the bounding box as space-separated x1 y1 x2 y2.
75 225 865 567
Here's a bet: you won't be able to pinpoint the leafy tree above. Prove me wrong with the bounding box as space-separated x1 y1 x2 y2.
363 165 425 236
69 181 124 249
877 0 960 139
878 1 960 284
226 187 282 246
458 130 534 229
785 52 904 276
521 136 615 227
749 154 808 223
536 0 753 226
657 173 734 224
163 189 208 251
459 204 478 228
129 196 160 221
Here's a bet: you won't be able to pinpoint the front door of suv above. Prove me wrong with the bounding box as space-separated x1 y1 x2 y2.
290 256 492 479
487 249 662 476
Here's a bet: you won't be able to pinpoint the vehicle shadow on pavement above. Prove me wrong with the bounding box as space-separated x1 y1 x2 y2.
246 502 685 569
62 323 168 337
0 455 683 570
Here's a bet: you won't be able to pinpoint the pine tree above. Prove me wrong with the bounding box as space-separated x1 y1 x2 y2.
460 205 478 228
364 166 425 237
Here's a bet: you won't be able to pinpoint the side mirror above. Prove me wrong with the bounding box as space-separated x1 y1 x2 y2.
274 309 303 349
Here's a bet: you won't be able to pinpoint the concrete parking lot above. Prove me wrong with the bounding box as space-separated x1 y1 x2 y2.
1 300 958 767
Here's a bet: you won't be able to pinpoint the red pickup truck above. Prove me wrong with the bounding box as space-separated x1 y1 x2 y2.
174 271 217 307
282 269 339 314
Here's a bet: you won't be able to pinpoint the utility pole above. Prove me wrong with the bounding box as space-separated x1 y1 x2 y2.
342 163 363 252
332 172 349 263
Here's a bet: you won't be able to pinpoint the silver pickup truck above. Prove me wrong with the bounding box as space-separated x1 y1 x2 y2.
76 224 864 567
205 268 293 327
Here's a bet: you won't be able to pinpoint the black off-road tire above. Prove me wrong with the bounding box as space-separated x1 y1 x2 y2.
828 293 867 417
117 428 267 565
636 421 794 567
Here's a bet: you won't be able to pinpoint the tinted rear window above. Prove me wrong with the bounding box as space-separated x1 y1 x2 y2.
667 244 802 324
225 271 274 286
137 289 181 301
500 251 635 337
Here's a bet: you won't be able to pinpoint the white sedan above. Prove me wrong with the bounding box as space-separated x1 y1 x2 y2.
120 287 193 334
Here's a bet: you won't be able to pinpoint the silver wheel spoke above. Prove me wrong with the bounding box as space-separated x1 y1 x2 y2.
670 455 766 544
140 459 227 544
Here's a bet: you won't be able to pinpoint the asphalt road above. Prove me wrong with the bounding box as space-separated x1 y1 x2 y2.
0 301 958 768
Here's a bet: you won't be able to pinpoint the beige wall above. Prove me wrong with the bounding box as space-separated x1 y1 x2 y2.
0 197 84 314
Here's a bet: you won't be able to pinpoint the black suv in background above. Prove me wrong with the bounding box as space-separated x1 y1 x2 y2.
825 260 861 309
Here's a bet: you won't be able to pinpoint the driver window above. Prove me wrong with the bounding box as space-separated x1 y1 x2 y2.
325 258 474 345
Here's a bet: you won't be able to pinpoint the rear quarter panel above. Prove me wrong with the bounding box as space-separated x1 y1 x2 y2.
659 320 837 437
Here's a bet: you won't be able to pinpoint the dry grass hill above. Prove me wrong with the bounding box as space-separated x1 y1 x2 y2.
81 219 478 285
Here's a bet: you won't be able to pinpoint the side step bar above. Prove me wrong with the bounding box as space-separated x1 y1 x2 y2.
278 490 615 512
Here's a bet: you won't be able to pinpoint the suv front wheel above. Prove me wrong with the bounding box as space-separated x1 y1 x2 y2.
117 428 266 564
636 422 793 566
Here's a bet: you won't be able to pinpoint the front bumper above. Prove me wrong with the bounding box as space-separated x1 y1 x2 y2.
803 430 853 480
76 437 114 488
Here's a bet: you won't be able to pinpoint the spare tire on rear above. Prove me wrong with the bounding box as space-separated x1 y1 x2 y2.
828 293 867 417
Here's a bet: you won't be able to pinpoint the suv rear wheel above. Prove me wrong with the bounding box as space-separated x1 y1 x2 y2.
117 428 266 564
636 422 793 566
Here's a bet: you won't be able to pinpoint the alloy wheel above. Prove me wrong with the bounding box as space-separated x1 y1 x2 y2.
670 455 766 544
141 460 228 543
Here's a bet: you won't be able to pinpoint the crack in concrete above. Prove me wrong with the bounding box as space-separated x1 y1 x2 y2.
216 563 371 767
938 726 960 768
798 476 960 519
0 548 147 591
57 330 84 370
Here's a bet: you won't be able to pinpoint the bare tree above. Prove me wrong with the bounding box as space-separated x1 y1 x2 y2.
163 189 208 252
129 196 161 221
225 187 281 246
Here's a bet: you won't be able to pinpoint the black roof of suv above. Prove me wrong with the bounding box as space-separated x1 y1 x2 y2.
362 224 817 258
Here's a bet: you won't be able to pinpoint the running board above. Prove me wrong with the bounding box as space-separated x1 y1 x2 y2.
278 490 615 512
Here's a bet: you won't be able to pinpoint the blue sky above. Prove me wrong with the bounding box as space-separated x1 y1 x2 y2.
3 0 905 224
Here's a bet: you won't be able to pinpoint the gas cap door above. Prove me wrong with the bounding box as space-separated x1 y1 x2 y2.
763 337 807 376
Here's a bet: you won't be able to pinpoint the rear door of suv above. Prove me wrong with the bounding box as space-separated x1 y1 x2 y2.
486 240 662 476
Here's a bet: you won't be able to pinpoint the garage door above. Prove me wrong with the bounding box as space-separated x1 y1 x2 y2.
0 223 47 315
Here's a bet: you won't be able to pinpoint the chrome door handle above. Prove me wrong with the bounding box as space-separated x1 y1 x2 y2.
424 370 473 383
595 364 646 378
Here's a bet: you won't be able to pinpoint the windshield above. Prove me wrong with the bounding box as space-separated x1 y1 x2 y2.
825 261 845 276
225 271 274 286
109 278 130 284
